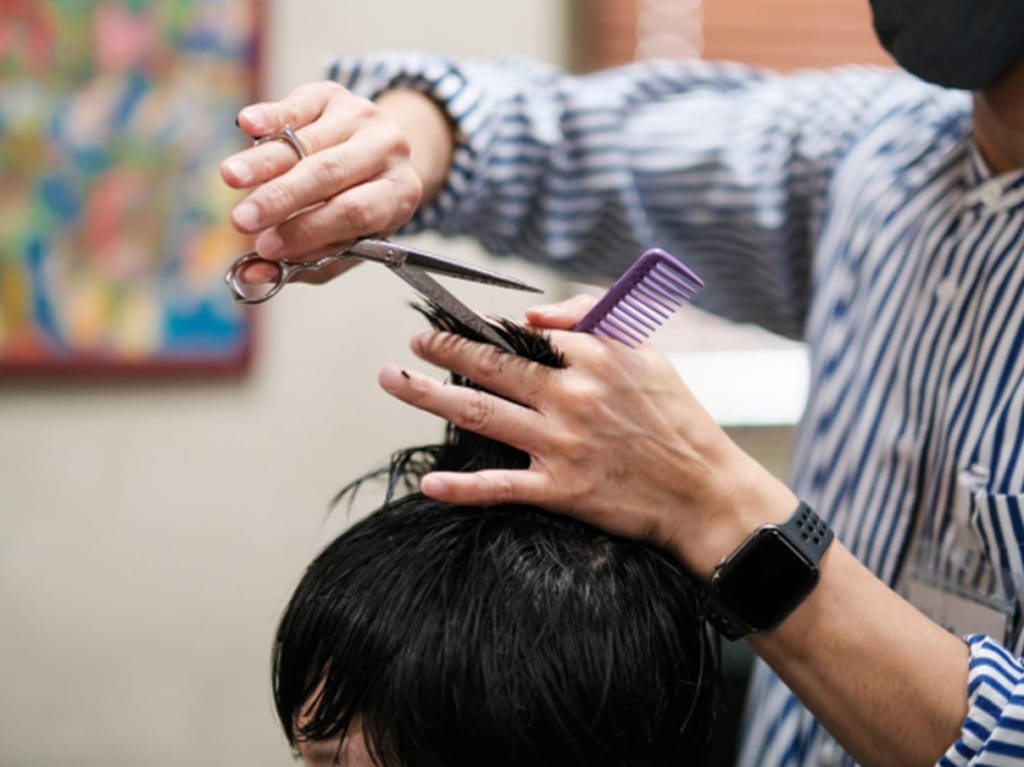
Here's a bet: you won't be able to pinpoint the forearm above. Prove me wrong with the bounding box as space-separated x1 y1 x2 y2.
750 541 969 767
332 52 919 336
671 444 969 765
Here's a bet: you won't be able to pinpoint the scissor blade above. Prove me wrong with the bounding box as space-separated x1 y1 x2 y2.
391 267 516 354
349 238 543 293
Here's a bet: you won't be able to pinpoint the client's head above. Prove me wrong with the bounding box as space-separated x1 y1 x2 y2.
272 305 718 767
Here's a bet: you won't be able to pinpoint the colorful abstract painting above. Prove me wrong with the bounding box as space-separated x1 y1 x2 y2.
0 0 259 375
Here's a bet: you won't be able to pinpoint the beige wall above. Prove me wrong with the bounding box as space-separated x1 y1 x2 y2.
0 3 794 766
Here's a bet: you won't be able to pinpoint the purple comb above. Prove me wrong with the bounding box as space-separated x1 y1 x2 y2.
574 248 703 347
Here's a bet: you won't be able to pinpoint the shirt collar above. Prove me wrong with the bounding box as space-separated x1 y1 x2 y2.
963 139 1024 214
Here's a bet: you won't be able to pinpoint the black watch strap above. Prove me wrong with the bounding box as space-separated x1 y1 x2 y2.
704 501 834 640
782 501 834 562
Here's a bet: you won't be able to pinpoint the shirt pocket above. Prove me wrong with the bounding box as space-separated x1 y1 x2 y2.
968 490 1024 650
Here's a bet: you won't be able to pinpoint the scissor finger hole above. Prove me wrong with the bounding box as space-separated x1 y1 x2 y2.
229 259 286 303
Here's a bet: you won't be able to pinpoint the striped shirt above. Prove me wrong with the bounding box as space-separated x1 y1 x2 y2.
331 52 1024 766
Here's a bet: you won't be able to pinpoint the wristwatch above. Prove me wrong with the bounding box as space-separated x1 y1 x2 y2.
704 502 834 640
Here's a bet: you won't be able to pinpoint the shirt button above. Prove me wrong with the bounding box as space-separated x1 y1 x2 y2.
819 739 842 767
934 277 957 306
978 182 1003 209
896 436 917 462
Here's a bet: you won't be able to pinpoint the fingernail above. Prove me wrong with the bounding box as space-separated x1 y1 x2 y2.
255 229 282 258
225 158 252 185
233 202 260 231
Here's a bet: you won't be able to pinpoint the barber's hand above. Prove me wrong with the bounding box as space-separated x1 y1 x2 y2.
378 295 797 577
220 82 432 283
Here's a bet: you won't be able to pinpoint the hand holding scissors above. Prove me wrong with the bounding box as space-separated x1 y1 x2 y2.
221 82 451 265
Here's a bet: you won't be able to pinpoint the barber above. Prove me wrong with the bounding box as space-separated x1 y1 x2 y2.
222 1 1024 764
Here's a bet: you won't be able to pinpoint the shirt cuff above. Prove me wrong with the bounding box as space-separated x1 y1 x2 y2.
325 51 488 235
939 634 1024 766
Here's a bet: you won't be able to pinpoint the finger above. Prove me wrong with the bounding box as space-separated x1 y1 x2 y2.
232 131 409 238
227 114 322 187
378 365 545 452
235 81 342 137
407 331 553 409
228 142 377 235
225 83 364 190
525 294 599 329
258 178 419 260
420 468 552 507
222 142 303 191
234 258 279 287
243 90 377 176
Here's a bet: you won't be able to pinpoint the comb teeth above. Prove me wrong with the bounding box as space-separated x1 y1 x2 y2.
573 249 703 347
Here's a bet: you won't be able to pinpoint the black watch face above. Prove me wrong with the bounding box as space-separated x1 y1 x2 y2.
714 529 817 631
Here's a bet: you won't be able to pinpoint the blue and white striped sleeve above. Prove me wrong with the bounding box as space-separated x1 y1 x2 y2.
328 52 910 336
941 635 1024 765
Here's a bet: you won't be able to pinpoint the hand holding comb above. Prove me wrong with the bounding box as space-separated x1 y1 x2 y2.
573 249 703 346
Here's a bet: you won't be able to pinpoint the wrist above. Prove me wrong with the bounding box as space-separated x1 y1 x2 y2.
705 501 834 640
674 448 798 582
375 89 455 205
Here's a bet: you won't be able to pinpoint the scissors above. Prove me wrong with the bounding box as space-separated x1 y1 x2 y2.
224 238 543 353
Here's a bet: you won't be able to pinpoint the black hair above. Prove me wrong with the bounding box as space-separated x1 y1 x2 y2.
272 304 718 767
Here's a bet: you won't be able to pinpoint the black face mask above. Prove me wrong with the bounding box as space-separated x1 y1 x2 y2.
870 0 1024 90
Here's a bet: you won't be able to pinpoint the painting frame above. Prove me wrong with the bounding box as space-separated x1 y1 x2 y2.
0 0 264 379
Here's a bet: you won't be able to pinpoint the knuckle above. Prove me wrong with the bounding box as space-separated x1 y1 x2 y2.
405 372 434 401
488 473 519 505
474 347 507 379
565 375 602 410
252 149 280 179
582 346 617 375
556 431 589 463
258 181 296 220
384 178 421 234
380 121 411 158
338 195 376 234
319 80 344 98
297 130 320 157
457 390 496 432
559 480 590 511
278 214 317 251
403 172 424 207
352 94 378 118
249 183 294 224
425 329 466 357
555 464 596 506
314 150 348 189
243 138 283 178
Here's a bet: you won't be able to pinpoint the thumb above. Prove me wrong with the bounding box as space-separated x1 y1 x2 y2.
525 293 598 330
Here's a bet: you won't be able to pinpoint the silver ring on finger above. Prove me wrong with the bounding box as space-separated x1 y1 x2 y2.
254 123 306 160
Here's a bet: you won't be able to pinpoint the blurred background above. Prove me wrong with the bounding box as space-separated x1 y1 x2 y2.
0 1 889 765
